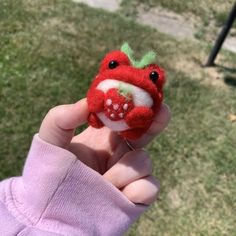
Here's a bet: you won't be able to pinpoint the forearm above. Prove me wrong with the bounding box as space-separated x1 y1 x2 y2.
0 135 146 236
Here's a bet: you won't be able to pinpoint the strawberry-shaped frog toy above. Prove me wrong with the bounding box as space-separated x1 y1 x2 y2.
87 43 165 140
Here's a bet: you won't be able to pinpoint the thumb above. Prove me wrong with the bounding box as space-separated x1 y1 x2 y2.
39 98 89 149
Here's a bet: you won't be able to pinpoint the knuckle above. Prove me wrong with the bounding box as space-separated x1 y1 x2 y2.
47 106 59 118
136 150 152 173
105 168 124 189
127 189 140 203
143 157 152 173
140 177 160 204
46 105 66 124
111 169 123 188
125 176 160 205
148 176 160 197
115 179 123 189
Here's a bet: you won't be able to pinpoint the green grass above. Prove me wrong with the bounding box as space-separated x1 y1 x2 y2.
0 0 236 235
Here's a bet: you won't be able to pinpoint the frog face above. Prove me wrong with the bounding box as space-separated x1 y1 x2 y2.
90 50 165 111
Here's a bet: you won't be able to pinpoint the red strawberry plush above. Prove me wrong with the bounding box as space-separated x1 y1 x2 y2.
87 43 165 140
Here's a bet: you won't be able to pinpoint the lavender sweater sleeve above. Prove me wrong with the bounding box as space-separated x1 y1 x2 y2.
0 134 147 236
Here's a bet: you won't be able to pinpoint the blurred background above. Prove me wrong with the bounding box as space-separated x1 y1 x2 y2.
0 0 236 235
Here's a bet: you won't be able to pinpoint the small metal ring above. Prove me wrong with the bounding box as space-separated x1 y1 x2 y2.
124 138 135 151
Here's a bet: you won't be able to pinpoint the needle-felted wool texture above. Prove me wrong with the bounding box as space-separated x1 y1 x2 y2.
87 43 165 139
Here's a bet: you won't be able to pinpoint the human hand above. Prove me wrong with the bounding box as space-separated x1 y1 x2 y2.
39 98 170 205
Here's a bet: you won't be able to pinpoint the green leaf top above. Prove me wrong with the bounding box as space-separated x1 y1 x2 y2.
121 42 156 68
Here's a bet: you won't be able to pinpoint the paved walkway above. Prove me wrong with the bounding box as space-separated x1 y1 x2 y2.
72 0 236 53
137 6 195 40
72 0 121 12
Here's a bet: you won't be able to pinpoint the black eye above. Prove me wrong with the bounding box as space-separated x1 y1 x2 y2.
149 71 159 83
108 60 119 69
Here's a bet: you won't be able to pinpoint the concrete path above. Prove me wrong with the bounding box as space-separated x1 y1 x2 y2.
224 36 236 53
72 0 236 54
72 0 121 12
137 7 195 40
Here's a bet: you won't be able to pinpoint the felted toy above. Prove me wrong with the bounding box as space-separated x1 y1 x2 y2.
87 43 165 140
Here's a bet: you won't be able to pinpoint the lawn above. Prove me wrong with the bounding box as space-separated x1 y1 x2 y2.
0 0 236 235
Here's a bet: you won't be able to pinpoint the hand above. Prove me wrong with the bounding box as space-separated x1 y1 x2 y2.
39 98 170 205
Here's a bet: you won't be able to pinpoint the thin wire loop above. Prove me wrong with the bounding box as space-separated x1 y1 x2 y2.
124 138 135 151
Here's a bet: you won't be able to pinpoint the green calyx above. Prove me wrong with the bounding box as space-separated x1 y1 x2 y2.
121 42 156 68
118 82 132 100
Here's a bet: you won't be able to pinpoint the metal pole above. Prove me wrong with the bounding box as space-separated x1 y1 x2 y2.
205 1 236 67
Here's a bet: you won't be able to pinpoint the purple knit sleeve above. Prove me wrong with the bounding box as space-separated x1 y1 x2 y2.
0 134 147 235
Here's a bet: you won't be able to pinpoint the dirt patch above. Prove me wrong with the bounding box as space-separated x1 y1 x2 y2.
23 0 56 13
167 189 182 209
42 18 77 36
174 57 230 89
170 45 230 89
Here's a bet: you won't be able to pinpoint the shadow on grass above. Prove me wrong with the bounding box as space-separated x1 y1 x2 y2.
217 65 236 73
224 75 236 87
216 64 236 87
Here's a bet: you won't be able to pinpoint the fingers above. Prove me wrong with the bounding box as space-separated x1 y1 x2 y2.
129 103 171 148
103 149 159 205
122 176 160 205
103 150 152 189
39 98 89 148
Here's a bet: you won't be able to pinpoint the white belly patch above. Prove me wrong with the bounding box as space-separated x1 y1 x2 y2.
96 79 153 107
96 79 153 132
97 112 129 131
